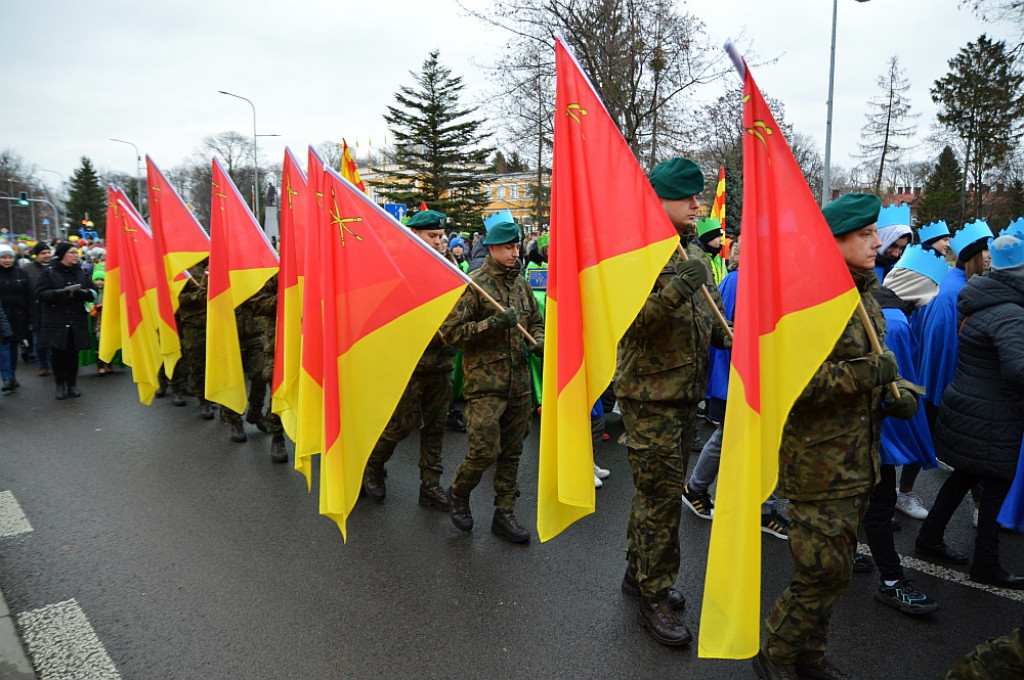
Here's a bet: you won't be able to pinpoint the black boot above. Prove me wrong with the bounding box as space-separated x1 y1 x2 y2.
621 567 685 610
636 596 692 646
1 378 14 392
491 509 530 543
418 481 449 509
171 389 187 407
752 651 800 680
447 487 473 532
67 384 81 398
270 435 288 463
199 400 215 420
363 465 386 501
446 408 467 432
246 407 268 432
230 420 247 443
55 383 67 400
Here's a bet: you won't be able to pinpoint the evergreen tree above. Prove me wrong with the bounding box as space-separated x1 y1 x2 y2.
932 35 1024 222
858 56 918 194
66 157 107 237
916 146 964 230
723 156 742 235
373 50 494 227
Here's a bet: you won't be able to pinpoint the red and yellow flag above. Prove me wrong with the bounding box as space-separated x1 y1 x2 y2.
146 156 210 378
340 138 366 194
293 148 327 485
698 56 859 659
711 165 726 229
271 148 307 442
317 167 468 539
205 157 280 415
536 38 680 542
99 187 163 404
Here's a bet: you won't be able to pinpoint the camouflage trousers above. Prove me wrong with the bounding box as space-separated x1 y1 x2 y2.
619 397 698 600
945 624 1024 679
450 393 532 511
222 337 280 434
179 322 207 401
764 494 869 666
367 369 451 484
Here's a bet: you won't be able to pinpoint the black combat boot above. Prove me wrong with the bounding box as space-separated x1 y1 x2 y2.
246 407 268 432
199 400 215 420
621 567 685 610
447 487 473 532
171 389 187 407
1 378 15 392
446 408 467 432
794 657 853 680
491 509 530 543
363 465 386 501
636 596 692 646
230 420 247 443
752 651 800 680
418 481 449 509
270 434 288 464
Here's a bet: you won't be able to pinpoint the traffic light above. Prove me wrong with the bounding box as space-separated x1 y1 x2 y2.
17 191 28 206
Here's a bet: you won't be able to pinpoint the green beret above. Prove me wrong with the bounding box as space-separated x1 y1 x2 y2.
406 209 447 229
649 158 704 200
483 221 521 246
822 193 882 237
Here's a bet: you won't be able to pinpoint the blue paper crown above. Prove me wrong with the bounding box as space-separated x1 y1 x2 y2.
893 244 950 284
991 231 1024 269
950 220 993 257
877 203 911 229
483 210 514 232
999 219 1024 238
916 221 949 243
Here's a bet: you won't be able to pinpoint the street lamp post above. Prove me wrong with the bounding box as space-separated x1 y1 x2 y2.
110 138 143 211
218 90 263 218
40 169 65 242
822 0 871 207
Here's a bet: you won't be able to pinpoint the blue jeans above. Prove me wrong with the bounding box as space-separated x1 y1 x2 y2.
687 423 778 513
0 339 16 380
33 330 50 368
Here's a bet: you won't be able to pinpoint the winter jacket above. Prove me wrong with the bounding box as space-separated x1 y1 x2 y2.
35 263 96 351
0 263 32 342
934 268 1024 481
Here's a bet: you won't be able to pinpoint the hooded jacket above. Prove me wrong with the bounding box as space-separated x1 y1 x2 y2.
934 268 1024 481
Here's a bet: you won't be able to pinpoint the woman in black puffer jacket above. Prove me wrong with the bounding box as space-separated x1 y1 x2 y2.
35 242 96 399
916 234 1024 589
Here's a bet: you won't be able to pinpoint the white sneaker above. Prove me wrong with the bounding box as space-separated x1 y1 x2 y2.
594 464 610 480
895 491 928 520
594 474 603 488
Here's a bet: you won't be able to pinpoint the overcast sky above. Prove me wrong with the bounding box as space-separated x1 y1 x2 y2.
2 0 1019 194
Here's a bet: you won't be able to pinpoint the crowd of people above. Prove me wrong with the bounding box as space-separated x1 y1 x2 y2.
1 157 1022 679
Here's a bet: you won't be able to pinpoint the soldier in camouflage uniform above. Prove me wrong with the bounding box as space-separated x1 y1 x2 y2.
754 193 920 680
249 275 287 463
440 220 544 543
615 158 730 647
177 260 215 420
363 211 455 509
945 615 1024 680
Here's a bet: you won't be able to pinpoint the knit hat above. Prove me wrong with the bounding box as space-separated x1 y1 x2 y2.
406 210 447 230
696 216 723 244
449 236 466 250
482 221 521 246
32 241 51 256
822 193 882 237
649 158 704 200
54 242 76 262
0 245 13 258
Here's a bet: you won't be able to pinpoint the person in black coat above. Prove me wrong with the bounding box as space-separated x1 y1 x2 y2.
916 233 1024 589
0 244 33 392
34 242 96 399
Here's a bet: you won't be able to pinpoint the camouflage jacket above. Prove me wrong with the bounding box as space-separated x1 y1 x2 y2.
236 277 276 344
778 268 913 501
614 239 729 403
415 332 458 374
176 263 209 325
439 255 544 399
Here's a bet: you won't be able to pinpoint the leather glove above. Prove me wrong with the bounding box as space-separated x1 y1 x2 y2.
73 288 92 300
883 387 919 420
485 307 519 332
849 350 899 388
672 258 706 297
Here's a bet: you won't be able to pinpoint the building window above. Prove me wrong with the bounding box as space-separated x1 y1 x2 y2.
511 185 519 200
497 186 506 199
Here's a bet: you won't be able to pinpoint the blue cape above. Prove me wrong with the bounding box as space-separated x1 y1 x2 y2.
997 437 1024 531
706 270 737 401
879 308 937 469
913 267 966 406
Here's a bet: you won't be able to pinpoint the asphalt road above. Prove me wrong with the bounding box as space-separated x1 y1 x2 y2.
0 366 1021 679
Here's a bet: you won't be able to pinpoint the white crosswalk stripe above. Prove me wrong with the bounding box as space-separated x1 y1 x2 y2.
16 599 121 680
0 490 33 538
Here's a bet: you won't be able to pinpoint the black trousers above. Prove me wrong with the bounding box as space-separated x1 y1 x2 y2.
864 465 902 581
918 468 1011 570
51 348 79 387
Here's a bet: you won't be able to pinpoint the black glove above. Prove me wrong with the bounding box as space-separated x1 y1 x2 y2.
62 283 82 297
72 288 92 300
849 350 899 388
486 307 519 332
530 339 544 356
883 387 918 420
673 258 706 296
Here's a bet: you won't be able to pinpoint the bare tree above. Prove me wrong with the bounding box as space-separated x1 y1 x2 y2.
858 56 919 194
